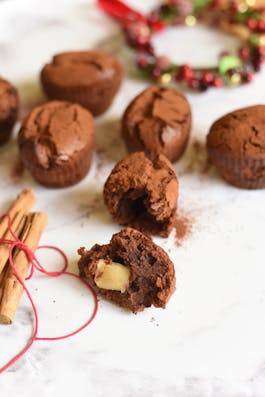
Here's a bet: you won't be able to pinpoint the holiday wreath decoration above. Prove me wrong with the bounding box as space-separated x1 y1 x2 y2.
97 0 265 91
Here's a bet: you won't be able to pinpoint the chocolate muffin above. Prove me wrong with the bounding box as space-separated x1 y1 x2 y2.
104 152 178 237
18 101 94 188
0 78 19 145
122 86 191 162
207 105 265 189
41 50 123 116
78 227 176 313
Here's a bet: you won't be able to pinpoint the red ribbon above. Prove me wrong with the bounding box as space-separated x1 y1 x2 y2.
97 0 146 24
0 213 98 374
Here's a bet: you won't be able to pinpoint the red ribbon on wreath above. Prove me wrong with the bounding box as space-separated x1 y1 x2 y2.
97 0 165 31
97 0 146 23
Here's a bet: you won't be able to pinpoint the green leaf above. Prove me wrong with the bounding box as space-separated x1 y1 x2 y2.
193 0 211 11
218 55 242 75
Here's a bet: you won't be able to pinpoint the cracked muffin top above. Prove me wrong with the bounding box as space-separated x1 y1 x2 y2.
18 100 93 168
18 100 94 187
41 51 123 87
122 85 191 162
207 105 265 160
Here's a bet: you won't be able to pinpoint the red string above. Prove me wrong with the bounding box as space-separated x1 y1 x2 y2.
97 0 146 24
0 214 98 375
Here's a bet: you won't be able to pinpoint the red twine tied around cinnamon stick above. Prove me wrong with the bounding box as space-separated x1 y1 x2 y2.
0 213 98 375
97 0 146 24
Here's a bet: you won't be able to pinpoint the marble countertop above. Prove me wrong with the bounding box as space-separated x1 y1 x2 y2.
0 0 265 395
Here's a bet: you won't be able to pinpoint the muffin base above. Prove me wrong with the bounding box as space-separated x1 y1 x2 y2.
208 149 265 189
41 74 122 117
20 147 93 188
0 111 18 146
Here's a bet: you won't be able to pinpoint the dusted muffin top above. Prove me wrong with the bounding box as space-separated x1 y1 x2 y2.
18 101 94 187
19 101 93 167
207 105 265 160
122 86 191 162
41 50 123 116
41 51 123 88
207 104 265 189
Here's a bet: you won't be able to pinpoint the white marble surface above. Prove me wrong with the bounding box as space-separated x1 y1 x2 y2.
0 0 265 395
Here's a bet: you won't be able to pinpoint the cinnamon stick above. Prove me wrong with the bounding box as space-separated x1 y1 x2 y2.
0 212 48 325
0 213 27 275
0 188 36 237
0 189 36 276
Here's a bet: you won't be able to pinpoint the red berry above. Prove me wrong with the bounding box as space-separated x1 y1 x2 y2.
258 20 265 33
202 71 214 84
212 76 223 87
239 47 250 60
137 56 148 69
151 67 161 79
247 19 258 31
180 64 193 80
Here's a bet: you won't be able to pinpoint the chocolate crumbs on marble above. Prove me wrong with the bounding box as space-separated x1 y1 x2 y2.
11 158 24 179
86 193 103 218
179 138 212 176
173 212 193 247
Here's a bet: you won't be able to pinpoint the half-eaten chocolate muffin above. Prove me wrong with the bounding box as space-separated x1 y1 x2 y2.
78 227 176 313
103 152 179 237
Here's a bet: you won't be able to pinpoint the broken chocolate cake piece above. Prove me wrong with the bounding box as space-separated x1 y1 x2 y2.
103 152 178 237
78 227 176 313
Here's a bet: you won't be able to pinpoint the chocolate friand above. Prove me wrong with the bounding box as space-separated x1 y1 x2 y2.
18 101 94 188
41 50 123 116
104 152 178 237
122 86 191 162
78 227 176 313
207 104 265 189
0 77 19 145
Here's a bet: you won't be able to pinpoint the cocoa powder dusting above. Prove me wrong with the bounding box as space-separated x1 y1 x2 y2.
86 193 104 218
173 212 193 247
179 138 212 176
11 158 24 180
